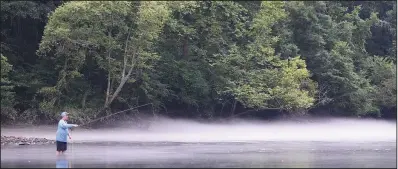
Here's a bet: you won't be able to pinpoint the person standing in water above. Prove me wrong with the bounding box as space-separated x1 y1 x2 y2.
56 112 78 156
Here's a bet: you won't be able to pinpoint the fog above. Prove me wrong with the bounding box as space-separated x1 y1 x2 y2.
1 117 396 143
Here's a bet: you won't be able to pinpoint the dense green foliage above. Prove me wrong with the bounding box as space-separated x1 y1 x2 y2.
0 1 396 124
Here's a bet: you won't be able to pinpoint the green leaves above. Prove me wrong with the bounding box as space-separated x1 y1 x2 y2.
250 1 286 39
226 56 315 111
273 1 396 116
1 0 393 122
37 1 171 111
1 54 15 107
214 2 316 112
0 55 17 121
361 56 397 109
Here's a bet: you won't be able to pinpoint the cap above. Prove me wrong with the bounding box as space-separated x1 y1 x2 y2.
61 112 69 117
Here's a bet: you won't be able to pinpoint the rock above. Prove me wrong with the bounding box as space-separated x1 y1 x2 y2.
18 142 30 145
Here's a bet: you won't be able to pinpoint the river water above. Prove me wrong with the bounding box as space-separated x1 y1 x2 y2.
1 118 397 168
1 141 396 168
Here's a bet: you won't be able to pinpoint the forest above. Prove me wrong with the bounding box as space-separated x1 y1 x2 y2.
0 1 396 125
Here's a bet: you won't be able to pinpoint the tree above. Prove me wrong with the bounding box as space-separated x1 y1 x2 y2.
273 1 395 116
214 2 316 112
0 0 395 123
37 1 171 116
154 1 253 116
1 54 14 107
1 54 17 121
361 56 397 111
0 1 61 114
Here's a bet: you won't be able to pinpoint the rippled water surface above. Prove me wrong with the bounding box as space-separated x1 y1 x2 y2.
1 141 396 168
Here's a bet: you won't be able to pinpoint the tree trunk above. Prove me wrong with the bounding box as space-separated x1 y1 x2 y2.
231 100 237 116
104 55 135 108
104 29 133 108
104 51 111 107
82 90 89 110
183 36 188 58
104 31 113 107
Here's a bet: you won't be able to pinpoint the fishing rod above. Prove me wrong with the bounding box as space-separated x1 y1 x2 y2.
68 104 155 165
78 103 155 127
69 128 74 168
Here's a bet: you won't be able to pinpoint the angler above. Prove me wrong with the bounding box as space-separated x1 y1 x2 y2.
56 112 79 156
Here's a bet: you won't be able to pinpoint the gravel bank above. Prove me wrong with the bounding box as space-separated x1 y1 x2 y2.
1 135 55 146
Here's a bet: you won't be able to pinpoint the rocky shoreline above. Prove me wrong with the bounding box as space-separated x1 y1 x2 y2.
1 135 55 146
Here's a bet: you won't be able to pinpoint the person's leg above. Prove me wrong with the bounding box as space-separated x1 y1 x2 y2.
60 142 67 154
64 142 67 153
56 141 61 156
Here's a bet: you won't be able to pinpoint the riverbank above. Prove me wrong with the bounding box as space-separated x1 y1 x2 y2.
1 135 55 146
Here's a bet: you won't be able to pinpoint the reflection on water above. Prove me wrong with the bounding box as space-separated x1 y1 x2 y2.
1 141 396 168
55 156 69 168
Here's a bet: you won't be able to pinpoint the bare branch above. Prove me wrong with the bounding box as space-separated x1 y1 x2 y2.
122 29 131 79
126 51 135 77
105 49 136 108
105 49 112 107
105 30 113 107
312 84 333 107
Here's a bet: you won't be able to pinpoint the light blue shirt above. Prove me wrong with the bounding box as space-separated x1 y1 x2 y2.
56 119 75 142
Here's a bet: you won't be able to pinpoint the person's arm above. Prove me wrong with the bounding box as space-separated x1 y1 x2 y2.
60 120 77 129
68 129 72 139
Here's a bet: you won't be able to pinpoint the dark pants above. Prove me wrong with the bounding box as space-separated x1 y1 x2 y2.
56 141 67 152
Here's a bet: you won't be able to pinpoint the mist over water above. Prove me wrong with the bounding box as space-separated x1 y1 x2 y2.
2 117 396 168
2 117 396 143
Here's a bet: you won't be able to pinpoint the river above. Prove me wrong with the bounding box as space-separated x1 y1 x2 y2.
1 118 396 168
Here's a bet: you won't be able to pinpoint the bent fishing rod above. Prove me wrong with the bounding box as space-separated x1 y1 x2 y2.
78 103 155 127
